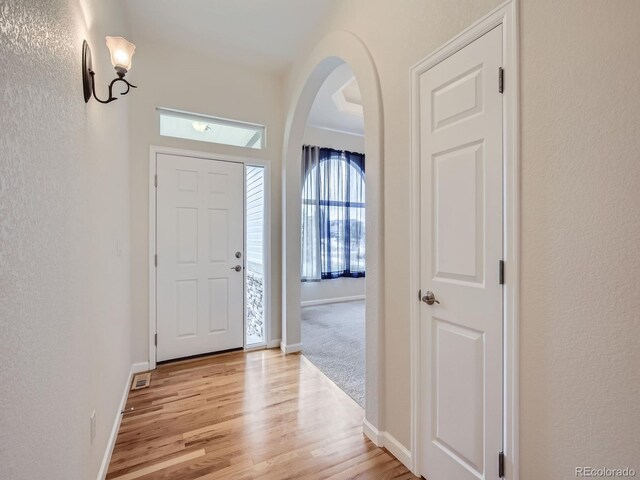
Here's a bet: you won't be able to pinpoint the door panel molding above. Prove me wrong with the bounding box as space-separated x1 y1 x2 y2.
156 154 244 361
409 1 519 478
149 146 272 369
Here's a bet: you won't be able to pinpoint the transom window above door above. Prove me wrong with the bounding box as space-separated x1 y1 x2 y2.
158 107 265 150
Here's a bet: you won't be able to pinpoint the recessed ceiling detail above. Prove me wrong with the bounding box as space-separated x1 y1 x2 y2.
331 77 364 117
307 63 365 136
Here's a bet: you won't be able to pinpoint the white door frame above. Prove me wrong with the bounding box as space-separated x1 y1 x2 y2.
280 31 385 437
409 1 519 478
148 145 272 370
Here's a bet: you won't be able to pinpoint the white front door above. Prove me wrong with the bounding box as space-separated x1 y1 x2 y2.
156 153 244 362
419 25 503 480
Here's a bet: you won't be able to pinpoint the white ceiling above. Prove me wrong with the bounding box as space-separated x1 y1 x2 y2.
123 0 337 73
307 63 365 136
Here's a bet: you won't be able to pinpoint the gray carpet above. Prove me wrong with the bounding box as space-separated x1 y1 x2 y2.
301 300 365 407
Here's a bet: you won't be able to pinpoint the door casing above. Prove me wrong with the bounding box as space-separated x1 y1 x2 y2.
409 1 520 478
148 145 272 369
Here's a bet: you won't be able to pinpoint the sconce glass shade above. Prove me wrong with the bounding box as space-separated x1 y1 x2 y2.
105 36 136 75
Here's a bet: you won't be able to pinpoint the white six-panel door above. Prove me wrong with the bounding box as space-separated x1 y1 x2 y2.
156 154 244 362
419 25 503 480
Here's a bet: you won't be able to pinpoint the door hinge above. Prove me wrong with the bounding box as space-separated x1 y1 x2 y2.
499 260 505 284
498 67 504 93
154 254 158 267
154 333 157 346
154 174 158 188
498 451 505 477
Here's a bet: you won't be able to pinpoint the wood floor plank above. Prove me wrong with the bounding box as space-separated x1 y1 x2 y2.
109 449 206 480
106 350 417 479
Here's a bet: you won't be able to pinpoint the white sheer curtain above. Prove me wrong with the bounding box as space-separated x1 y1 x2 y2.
301 146 322 281
301 145 365 282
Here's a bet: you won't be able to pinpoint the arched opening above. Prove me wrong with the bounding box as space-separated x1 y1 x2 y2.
281 31 384 433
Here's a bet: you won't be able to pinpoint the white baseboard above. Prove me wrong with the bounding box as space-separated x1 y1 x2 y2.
362 419 413 473
267 338 282 349
363 419 382 446
280 342 302 354
244 343 267 352
382 431 413 472
97 362 150 480
300 295 365 307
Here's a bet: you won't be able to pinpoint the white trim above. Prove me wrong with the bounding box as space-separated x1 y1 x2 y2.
243 162 272 350
363 419 382 446
409 1 519 478
156 107 267 150
382 432 413 472
148 150 157 370
243 343 268 352
148 145 272 369
97 362 149 480
150 145 272 168
267 338 282 349
156 106 266 130
262 163 273 349
280 342 302 354
281 30 385 436
362 420 413 472
300 295 365 307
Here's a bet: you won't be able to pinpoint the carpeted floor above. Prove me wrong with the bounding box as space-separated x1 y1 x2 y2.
301 300 365 407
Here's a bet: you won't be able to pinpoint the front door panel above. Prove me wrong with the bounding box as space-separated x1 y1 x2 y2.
156 154 244 362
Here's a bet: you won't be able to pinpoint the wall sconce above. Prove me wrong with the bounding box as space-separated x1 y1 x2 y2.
82 37 137 104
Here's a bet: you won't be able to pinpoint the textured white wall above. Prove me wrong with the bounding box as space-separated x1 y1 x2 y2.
127 38 284 361
0 1 132 479
286 0 640 475
520 1 640 476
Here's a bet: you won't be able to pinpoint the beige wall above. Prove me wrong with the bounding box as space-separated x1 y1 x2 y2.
0 0 132 478
3 1 637 477
301 278 365 303
285 0 506 450
520 0 640 475
127 39 284 361
286 0 640 476
303 125 365 153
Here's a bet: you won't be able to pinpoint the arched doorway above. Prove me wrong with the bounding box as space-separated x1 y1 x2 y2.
281 31 385 434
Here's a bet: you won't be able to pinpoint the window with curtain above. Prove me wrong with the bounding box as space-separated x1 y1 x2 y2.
301 145 365 281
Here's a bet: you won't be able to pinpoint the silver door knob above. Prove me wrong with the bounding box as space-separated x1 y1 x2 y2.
231 265 242 272
421 290 440 305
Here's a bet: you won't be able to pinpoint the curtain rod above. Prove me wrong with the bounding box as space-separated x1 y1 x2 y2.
302 144 365 156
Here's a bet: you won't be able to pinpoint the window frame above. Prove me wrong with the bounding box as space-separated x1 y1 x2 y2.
156 107 267 150
301 148 366 280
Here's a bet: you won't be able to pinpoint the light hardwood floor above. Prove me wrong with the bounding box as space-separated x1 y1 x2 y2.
106 349 416 480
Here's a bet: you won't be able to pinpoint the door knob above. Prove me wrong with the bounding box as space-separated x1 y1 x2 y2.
421 290 440 305
231 265 242 272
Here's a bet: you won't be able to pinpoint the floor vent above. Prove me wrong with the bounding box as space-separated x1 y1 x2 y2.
131 372 151 390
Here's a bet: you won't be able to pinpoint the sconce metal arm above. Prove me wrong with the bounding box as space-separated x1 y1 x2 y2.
89 70 138 104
